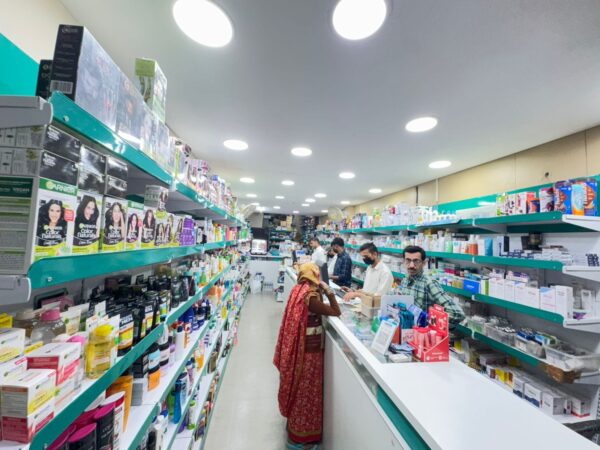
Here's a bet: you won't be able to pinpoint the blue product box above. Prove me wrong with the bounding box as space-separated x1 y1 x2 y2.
463 279 480 294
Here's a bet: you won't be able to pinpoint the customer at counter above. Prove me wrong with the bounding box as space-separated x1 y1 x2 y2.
309 237 327 267
274 263 341 449
326 247 337 276
330 237 352 287
342 242 393 301
400 245 465 325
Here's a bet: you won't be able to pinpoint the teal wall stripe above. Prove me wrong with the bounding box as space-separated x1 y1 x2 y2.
0 34 38 95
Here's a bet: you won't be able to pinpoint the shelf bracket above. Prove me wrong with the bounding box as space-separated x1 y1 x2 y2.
562 215 600 232
0 275 31 305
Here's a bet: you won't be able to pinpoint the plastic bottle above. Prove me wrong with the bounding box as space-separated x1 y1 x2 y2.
86 324 117 378
30 308 67 344
175 325 185 361
13 309 37 339
173 379 183 423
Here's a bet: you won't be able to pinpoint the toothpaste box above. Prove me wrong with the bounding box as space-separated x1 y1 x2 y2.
26 343 80 386
1 369 56 418
1 398 54 443
0 329 25 364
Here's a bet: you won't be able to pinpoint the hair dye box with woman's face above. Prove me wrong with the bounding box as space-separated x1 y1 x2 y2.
100 196 127 252
126 200 144 250
141 206 157 249
72 190 103 254
153 209 170 248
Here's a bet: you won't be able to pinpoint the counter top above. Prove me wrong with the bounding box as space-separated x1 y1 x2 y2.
284 267 596 450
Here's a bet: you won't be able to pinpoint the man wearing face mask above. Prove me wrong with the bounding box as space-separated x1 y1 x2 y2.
342 242 393 301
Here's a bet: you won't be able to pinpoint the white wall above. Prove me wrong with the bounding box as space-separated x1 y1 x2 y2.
0 0 77 61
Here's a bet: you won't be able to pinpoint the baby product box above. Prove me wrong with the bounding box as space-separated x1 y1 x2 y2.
27 343 80 386
135 58 167 123
2 398 54 443
126 200 144 250
50 25 120 130
72 190 103 254
100 196 127 252
116 73 144 148
141 206 157 249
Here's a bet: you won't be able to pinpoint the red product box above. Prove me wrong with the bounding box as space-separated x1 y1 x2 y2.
2 401 54 443
27 343 80 386
409 305 449 362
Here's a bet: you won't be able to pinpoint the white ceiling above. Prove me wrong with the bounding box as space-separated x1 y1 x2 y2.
61 0 600 215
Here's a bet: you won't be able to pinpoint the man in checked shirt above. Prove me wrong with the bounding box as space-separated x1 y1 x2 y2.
400 245 465 327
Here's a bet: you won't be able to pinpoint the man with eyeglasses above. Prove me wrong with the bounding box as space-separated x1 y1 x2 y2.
400 245 465 326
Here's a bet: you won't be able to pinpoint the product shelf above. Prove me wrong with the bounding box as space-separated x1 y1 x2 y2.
392 271 405 279
473 255 564 271
351 260 368 269
352 276 364 285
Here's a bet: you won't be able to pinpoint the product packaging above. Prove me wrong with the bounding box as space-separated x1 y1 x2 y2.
408 305 449 362
107 373 133 429
141 206 157 249
1 369 56 418
144 185 169 212
1 400 54 443
106 156 128 181
72 190 103 254
140 107 155 159
27 342 81 385
171 215 185 247
154 122 170 171
78 145 106 194
572 181 586 216
116 73 144 149
581 178 598 216
126 200 144 250
50 25 120 130
539 187 554 212
135 58 167 123
174 140 191 183
93 403 115 450
35 59 53 99
105 175 128 198
554 181 572 214
102 392 125 448
0 328 25 363
55 375 77 411
180 216 196 246
100 196 127 252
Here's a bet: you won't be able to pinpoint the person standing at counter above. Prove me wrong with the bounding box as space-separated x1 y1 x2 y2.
400 245 465 325
330 237 352 287
342 242 393 301
326 247 337 276
309 237 327 267
274 263 341 449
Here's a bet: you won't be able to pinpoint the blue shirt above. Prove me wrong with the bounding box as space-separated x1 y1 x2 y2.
333 250 352 287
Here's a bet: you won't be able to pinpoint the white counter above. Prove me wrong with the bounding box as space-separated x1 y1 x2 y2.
284 267 596 450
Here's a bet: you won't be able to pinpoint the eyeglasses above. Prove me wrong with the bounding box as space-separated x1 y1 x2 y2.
404 258 424 265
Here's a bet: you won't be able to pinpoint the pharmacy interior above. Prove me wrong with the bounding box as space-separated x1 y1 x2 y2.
2 1 600 449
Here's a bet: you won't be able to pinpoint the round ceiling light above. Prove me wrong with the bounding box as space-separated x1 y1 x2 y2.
240 177 255 184
369 188 382 194
338 172 355 179
305 198 316 203
405 116 438 133
281 180 295 186
332 0 387 40
341 200 350 205
250 202 260 206
291 147 312 157
275 195 285 199
314 193 327 198
246 193 257 198
173 0 233 48
429 160 452 169
223 139 248 150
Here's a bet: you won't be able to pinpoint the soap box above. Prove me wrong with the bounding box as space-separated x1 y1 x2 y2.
1 399 54 443
141 206 157 249
1 369 56 418
27 343 80 386
72 190 103 255
50 25 120 130
135 58 167 123
126 200 144 250
100 196 127 252
0 329 25 364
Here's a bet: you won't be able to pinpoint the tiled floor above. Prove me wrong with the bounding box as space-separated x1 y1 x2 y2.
204 292 288 450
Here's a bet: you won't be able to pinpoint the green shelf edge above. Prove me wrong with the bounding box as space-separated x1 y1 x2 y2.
352 276 364 284
428 251 474 261
31 323 165 448
127 404 160 450
392 271 405 279
351 260 368 268
474 293 564 324
473 255 563 271
0 34 38 95
442 285 473 297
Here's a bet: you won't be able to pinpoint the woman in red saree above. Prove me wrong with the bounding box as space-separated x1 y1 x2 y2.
274 262 341 449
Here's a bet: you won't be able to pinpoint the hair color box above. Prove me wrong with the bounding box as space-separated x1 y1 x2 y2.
78 170 105 194
140 106 155 160
141 206 157 249
144 185 169 212
105 175 127 198
50 25 120 131
126 200 144 250
171 215 185 247
39 151 79 186
72 190 103 254
34 178 76 261
100 196 127 252
106 156 128 181
153 209 169 248
79 145 106 176
42 126 81 163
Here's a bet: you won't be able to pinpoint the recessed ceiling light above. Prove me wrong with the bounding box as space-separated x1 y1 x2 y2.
281 180 295 186
305 198 316 203
246 193 257 198
302 203 309 207
369 188 382 194
223 139 248 151
173 0 233 48
315 193 327 198
240 177 255 184
291 147 312 157
341 200 350 205
332 0 387 40
257 206 266 212
428 160 452 169
406 116 438 133
275 195 285 199
273 206 281 210
339 172 355 179
250 202 260 206
321 210 329 213
293 210 299 214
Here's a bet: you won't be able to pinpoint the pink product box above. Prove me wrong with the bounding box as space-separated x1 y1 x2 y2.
2 401 54 443
26 343 80 386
